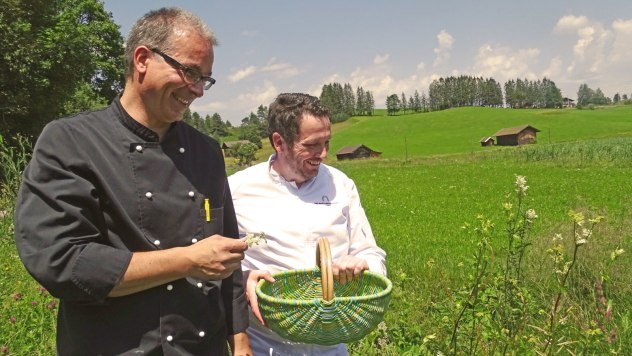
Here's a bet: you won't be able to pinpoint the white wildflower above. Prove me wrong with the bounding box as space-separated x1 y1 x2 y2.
242 232 267 247
575 238 587 246
515 175 528 195
525 209 538 221
610 248 625 261
552 233 563 241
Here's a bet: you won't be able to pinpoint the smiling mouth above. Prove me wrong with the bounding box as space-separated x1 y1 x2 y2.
172 93 192 106
306 160 320 167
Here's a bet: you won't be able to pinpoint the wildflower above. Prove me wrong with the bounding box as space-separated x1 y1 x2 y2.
12 293 22 300
568 210 585 225
525 209 538 222
241 232 267 247
575 238 587 246
514 175 528 196
46 301 57 310
422 334 436 343
552 233 563 241
610 248 625 261
503 202 513 211
8 316 16 324
30 301 37 306
1 345 8 354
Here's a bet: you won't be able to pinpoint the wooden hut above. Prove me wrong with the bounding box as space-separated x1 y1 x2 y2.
335 144 381 160
221 140 250 156
480 137 495 147
493 125 540 146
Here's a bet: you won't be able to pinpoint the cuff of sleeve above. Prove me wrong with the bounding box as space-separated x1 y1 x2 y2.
71 243 132 301
367 259 387 276
227 292 249 334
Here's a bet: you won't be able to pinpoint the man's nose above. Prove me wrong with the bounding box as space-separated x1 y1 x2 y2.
318 145 329 158
189 81 204 98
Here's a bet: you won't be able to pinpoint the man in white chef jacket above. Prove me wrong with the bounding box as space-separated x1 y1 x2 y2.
228 93 386 355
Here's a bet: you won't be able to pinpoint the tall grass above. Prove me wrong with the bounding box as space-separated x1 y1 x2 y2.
338 138 631 354
1 123 630 353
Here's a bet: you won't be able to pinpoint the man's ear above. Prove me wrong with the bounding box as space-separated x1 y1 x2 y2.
133 46 152 75
271 132 284 154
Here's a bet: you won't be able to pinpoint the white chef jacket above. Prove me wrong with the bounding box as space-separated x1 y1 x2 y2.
228 155 387 355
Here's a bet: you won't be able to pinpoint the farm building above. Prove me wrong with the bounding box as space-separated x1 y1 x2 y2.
563 97 576 108
480 137 495 147
493 125 540 146
335 144 381 160
221 140 250 156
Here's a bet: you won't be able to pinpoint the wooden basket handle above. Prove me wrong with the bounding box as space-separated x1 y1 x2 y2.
316 237 334 301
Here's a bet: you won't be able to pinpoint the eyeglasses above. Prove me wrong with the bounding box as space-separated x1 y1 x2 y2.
150 48 216 90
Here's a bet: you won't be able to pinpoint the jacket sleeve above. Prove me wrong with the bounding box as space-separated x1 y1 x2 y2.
221 177 249 334
346 179 387 275
14 120 132 303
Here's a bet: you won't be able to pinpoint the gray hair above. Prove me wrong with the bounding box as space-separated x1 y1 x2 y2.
124 7 218 79
267 93 330 148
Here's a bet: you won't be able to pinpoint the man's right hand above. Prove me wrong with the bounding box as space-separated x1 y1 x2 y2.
186 235 248 280
244 270 275 325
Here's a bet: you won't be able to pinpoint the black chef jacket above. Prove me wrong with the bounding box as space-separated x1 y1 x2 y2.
14 97 248 355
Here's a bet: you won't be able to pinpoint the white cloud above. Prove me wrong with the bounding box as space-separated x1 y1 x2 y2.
261 58 301 78
416 62 425 71
433 30 454 67
542 56 563 78
235 81 279 113
610 19 632 64
554 15 589 33
228 65 257 83
471 44 540 82
373 53 390 65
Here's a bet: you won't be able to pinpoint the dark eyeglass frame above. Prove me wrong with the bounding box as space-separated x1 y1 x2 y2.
150 47 216 90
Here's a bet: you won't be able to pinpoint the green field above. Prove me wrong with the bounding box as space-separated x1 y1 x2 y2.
331 106 632 158
1 106 631 354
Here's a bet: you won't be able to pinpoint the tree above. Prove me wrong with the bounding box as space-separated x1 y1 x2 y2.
386 94 400 115
0 0 124 139
400 93 407 114
231 142 258 166
577 83 592 107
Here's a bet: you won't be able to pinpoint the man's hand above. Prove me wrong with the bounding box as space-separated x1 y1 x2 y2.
186 235 248 280
332 255 368 284
244 270 275 325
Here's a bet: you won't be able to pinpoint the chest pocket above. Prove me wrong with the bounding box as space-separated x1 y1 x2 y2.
130 145 206 247
199 206 224 239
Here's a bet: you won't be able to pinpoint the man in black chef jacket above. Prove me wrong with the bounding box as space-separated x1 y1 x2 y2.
14 7 252 355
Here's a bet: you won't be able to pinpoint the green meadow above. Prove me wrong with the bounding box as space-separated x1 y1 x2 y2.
1 106 631 354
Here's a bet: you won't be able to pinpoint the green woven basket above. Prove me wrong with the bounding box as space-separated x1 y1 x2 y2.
255 238 392 345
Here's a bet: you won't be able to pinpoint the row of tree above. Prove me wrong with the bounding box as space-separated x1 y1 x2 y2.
386 76 569 115
504 78 563 109
577 84 611 107
319 83 375 122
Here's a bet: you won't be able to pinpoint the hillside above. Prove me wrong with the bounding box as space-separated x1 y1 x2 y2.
329 105 632 159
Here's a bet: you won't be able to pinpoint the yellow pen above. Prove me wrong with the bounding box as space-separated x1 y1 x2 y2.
204 198 211 222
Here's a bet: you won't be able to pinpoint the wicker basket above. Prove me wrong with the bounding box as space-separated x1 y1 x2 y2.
255 237 392 345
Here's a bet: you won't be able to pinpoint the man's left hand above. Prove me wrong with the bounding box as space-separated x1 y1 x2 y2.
332 255 368 284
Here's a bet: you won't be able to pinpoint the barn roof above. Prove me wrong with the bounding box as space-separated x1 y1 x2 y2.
221 140 250 149
493 125 540 137
480 136 494 143
336 144 364 155
335 144 381 155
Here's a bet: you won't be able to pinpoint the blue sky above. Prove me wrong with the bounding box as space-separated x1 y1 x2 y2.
102 1 632 124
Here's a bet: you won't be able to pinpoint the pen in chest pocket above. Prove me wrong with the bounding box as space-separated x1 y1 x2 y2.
204 198 211 221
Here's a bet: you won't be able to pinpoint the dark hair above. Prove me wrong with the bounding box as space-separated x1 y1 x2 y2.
124 7 218 79
267 93 330 147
